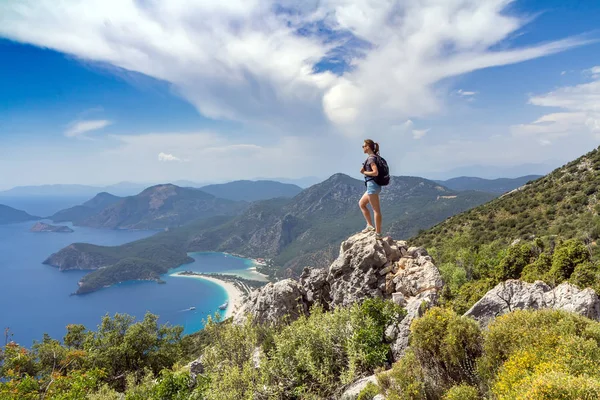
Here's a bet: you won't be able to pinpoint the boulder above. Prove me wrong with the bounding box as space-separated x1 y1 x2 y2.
327 233 404 308
233 279 308 326
465 280 600 326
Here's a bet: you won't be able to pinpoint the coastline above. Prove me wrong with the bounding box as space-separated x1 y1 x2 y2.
169 272 244 319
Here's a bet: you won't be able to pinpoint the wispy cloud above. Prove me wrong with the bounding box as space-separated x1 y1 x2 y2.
512 67 600 138
65 119 112 138
0 0 593 138
457 89 477 97
586 66 600 79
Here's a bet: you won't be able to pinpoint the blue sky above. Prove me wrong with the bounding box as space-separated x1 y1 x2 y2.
0 0 599 189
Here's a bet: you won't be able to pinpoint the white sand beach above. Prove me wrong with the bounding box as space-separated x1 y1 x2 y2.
169 273 244 319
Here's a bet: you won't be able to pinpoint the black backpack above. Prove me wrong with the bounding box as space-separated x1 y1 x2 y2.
365 155 391 186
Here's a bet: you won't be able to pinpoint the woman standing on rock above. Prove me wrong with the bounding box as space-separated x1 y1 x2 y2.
359 139 384 239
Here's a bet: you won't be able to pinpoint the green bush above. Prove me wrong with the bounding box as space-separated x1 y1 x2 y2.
380 349 426 400
442 383 480 400
478 309 600 383
512 371 600 400
410 307 482 392
549 239 590 282
520 253 552 283
357 382 380 400
495 243 536 281
264 299 404 398
570 261 600 290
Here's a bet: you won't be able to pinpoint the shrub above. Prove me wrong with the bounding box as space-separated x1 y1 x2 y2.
357 382 380 400
478 309 600 383
514 371 600 400
570 261 600 291
381 349 426 400
410 307 482 391
549 239 590 282
442 383 480 400
265 299 404 398
520 253 552 283
495 243 536 281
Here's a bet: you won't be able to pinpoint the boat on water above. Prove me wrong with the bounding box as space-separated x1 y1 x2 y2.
218 301 228 310
189 306 196 311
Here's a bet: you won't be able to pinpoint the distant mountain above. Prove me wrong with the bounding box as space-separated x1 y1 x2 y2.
0 204 40 225
44 174 496 293
426 162 560 180
51 184 247 230
50 192 123 223
0 182 150 198
434 175 543 194
253 176 323 188
199 180 303 202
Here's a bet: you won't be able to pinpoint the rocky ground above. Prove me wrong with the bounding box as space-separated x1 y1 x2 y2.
189 230 600 399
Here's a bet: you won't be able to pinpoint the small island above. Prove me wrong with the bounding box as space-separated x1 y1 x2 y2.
30 222 74 233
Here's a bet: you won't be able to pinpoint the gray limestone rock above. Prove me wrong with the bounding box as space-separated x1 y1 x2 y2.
327 233 403 308
465 280 600 326
299 266 330 308
233 279 308 326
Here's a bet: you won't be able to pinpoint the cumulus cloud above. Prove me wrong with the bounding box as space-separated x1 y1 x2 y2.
512 69 600 138
158 152 182 162
65 119 112 138
0 0 592 137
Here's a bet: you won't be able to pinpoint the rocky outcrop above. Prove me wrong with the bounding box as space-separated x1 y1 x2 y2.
233 231 444 360
465 280 600 326
30 222 74 233
233 279 308 326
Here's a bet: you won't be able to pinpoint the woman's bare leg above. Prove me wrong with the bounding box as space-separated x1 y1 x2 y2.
359 192 373 227
368 193 382 234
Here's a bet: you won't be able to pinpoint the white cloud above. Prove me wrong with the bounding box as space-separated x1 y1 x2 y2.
587 66 600 79
158 152 182 162
65 119 112 138
0 0 592 138
512 70 600 138
412 129 429 139
457 89 477 96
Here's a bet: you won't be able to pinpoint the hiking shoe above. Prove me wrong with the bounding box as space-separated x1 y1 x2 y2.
375 233 383 240
361 225 375 233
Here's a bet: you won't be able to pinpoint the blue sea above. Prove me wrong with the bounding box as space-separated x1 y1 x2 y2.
0 197 255 347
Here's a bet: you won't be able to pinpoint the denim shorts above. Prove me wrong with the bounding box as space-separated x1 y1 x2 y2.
366 179 382 195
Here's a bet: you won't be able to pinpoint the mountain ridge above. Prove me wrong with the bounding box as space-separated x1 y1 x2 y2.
43 173 496 293
434 175 543 194
0 204 40 225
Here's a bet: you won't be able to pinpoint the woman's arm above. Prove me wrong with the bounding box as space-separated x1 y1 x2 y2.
363 162 379 177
